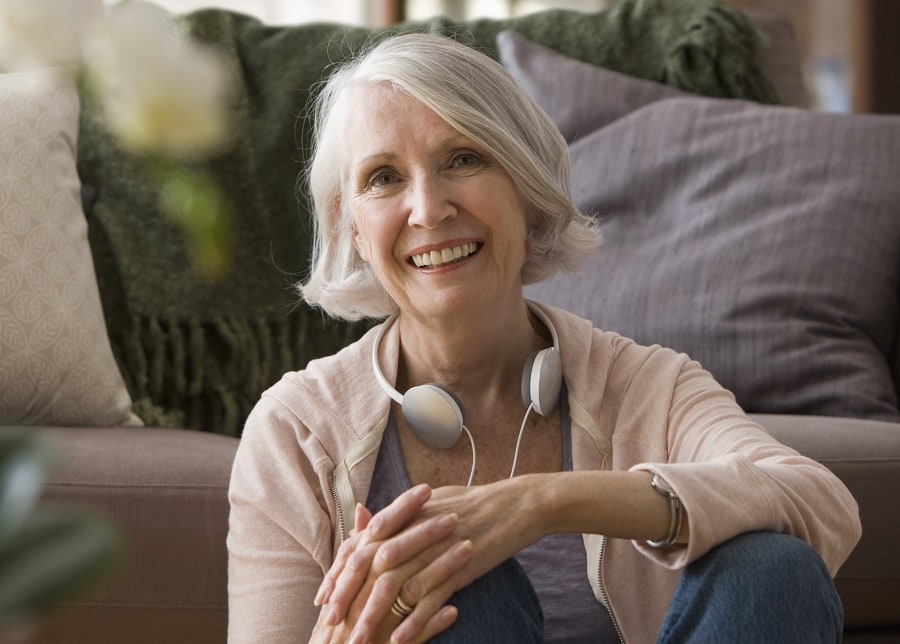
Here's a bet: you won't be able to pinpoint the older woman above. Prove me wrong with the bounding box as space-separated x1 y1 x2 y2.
227 33 860 644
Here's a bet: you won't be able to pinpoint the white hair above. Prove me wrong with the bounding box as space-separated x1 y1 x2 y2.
298 32 601 321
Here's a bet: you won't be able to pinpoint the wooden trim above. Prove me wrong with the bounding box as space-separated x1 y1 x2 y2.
852 0 900 113
370 0 404 25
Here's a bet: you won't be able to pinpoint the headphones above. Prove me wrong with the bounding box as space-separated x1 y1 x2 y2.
371 303 563 454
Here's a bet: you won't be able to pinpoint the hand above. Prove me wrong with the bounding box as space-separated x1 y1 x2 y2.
314 485 472 643
342 477 546 644
384 477 549 643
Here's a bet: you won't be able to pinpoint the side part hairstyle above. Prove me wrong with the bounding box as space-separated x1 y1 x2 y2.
299 32 601 321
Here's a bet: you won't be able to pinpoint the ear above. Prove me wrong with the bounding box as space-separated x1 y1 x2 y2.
353 225 371 263
341 195 371 263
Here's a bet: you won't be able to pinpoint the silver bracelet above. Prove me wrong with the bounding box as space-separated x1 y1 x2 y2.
646 471 683 548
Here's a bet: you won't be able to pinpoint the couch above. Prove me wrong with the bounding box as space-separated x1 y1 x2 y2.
2 0 897 642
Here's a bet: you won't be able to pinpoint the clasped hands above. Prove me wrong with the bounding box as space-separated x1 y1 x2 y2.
310 480 538 644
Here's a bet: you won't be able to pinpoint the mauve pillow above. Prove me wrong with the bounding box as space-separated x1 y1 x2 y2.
497 30 686 143
526 97 900 421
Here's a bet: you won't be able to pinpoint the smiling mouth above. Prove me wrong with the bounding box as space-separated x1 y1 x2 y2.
410 242 480 268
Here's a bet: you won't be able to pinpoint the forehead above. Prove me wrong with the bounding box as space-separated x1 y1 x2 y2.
341 83 462 153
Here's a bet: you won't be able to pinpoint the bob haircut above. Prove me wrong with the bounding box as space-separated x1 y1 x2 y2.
299 32 601 321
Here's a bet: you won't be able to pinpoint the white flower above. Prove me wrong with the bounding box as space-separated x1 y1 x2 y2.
0 0 103 71
81 1 231 158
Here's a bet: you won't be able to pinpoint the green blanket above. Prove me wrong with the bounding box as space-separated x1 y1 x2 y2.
77 0 778 436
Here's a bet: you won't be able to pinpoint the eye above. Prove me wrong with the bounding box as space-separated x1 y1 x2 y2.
451 151 482 169
366 168 400 190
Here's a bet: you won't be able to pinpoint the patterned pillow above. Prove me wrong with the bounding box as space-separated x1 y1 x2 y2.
0 70 140 427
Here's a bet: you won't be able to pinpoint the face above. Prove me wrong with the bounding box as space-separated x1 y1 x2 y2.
343 83 531 320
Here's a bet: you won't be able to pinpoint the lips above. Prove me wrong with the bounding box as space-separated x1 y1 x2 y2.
410 242 479 268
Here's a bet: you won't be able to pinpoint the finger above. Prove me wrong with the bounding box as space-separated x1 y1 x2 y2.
402 538 472 606
372 512 459 574
366 484 432 540
387 540 473 642
315 528 366 607
319 485 432 618
355 503 373 533
322 539 382 625
407 604 458 644
350 537 472 643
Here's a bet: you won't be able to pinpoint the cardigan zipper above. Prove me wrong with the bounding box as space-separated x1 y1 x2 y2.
596 535 625 643
330 473 349 542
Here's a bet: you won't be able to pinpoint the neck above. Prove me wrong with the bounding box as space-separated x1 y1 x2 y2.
394 299 553 405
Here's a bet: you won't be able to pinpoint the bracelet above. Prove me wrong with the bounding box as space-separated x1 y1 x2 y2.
646 471 683 548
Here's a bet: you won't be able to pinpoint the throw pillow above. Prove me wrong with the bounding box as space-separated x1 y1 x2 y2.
496 30 688 143
496 8 806 143
0 70 140 427
526 97 900 422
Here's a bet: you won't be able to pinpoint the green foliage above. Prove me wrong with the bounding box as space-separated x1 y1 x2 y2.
0 432 121 627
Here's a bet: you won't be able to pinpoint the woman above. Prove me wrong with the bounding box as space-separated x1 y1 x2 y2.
228 33 860 643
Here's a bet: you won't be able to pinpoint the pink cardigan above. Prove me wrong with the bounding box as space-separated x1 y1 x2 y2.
228 303 860 643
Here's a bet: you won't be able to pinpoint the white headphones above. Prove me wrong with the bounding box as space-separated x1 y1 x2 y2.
371 303 563 475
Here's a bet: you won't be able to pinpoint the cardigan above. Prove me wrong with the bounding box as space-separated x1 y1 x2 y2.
227 303 861 643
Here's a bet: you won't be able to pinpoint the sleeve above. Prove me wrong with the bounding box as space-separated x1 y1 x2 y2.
227 394 336 643
629 359 861 576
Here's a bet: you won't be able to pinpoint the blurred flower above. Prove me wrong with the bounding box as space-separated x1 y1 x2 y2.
0 0 234 279
82 2 231 158
0 0 103 71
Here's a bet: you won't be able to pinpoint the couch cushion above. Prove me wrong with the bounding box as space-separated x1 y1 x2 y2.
527 97 900 421
0 70 140 427
755 414 900 628
36 426 238 643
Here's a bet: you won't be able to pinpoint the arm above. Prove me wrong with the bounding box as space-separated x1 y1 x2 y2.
631 360 861 573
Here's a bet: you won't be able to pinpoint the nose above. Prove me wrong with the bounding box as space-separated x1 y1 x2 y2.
406 175 457 229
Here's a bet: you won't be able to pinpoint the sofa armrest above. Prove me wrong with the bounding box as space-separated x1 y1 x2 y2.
31 426 238 644
752 414 900 630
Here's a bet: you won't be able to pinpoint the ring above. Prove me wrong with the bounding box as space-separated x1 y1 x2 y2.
390 595 414 619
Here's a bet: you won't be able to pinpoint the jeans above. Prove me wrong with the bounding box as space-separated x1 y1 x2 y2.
434 532 843 643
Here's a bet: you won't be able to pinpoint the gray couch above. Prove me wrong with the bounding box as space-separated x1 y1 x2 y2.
12 2 900 642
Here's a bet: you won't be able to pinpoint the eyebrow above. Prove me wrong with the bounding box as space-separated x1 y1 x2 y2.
354 134 480 167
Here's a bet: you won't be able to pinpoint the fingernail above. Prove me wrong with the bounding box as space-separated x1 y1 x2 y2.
324 605 338 626
347 629 364 644
437 513 458 529
313 580 330 606
411 483 430 498
455 539 473 556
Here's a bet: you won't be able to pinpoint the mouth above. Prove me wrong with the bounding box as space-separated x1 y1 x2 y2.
409 242 480 268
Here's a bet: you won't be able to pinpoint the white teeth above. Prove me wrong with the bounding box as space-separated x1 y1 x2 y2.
412 242 477 268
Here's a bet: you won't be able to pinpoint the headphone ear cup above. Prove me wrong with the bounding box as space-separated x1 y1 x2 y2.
524 347 562 417
521 351 538 409
401 384 465 449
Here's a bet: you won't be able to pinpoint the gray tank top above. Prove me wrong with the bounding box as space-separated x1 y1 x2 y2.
365 390 619 643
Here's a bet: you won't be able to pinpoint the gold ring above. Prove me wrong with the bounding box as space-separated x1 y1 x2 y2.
390 595 414 619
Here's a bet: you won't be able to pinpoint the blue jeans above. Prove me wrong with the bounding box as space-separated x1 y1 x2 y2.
434 532 843 643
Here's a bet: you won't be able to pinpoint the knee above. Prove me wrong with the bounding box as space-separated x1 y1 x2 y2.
705 531 830 589
690 531 842 624
662 532 844 643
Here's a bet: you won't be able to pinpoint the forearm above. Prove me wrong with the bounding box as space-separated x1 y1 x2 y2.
528 470 689 545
